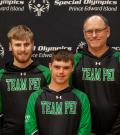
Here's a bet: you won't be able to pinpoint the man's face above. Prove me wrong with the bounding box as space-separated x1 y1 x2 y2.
9 39 34 65
83 16 110 50
49 60 73 85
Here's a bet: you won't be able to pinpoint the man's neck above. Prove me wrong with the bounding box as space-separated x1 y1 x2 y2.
88 45 109 57
13 59 33 68
48 82 69 92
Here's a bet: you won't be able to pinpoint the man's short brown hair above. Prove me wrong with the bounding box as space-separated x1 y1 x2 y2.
50 49 74 65
7 25 34 43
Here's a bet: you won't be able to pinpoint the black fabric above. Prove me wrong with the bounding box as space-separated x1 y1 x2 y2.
35 87 81 135
73 48 120 135
0 61 47 135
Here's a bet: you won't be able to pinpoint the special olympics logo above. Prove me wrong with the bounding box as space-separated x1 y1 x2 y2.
0 43 4 57
76 41 86 53
28 0 50 16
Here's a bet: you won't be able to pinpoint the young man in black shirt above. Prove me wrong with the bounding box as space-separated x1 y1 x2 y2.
0 25 50 135
25 49 91 135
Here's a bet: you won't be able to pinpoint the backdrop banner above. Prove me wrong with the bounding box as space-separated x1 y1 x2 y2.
0 0 119 66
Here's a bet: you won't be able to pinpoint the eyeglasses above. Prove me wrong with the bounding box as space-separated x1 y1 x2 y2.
84 27 107 36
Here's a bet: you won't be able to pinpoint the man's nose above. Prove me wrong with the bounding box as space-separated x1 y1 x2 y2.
59 68 64 73
92 31 97 37
21 45 25 51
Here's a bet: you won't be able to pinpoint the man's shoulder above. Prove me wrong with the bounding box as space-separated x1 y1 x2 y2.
74 52 83 59
72 88 90 108
74 52 84 67
29 90 43 102
112 49 120 61
36 64 49 72
0 68 6 80
72 88 88 100
0 68 5 72
113 50 120 56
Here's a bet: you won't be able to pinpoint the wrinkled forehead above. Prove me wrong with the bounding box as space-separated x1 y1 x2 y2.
84 16 106 29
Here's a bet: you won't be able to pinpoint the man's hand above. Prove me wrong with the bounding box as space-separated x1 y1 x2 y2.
91 133 96 135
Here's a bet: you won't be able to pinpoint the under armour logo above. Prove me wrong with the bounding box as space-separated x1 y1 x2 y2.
95 62 101 65
20 72 26 76
0 114 3 117
56 95 62 99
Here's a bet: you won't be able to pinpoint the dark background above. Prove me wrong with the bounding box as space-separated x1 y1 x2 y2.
0 0 119 66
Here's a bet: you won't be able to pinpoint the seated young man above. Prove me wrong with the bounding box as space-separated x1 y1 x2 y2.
25 49 91 135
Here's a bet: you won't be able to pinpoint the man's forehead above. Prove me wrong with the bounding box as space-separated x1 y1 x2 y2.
52 60 72 65
11 38 31 43
84 16 106 28
88 16 102 21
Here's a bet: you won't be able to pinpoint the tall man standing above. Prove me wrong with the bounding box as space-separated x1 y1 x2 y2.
73 14 120 135
0 25 50 135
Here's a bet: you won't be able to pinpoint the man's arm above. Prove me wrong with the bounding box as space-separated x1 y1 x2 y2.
107 52 120 134
0 90 3 130
25 91 41 135
37 65 51 85
78 93 91 135
0 68 5 129
0 68 5 130
73 89 91 135
106 111 120 135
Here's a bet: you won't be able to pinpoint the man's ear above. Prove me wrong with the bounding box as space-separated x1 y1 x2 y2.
49 63 52 70
72 67 74 72
31 42 34 51
9 43 12 51
107 26 110 38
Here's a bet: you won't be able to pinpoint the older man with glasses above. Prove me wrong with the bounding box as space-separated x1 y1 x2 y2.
72 14 120 135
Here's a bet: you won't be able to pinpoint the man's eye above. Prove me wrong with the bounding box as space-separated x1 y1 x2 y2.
24 43 30 47
64 67 69 69
87 30 92 34
96 29 102 33
15 44 21 47
54 66 60 69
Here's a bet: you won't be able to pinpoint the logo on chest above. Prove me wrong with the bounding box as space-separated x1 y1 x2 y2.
82 67 115 81
6 78 41 91
41 101 77 115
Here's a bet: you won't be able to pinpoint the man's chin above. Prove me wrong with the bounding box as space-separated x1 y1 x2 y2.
90 44 101 50
17 59 29 64
17 56 31 63
56 80 68 84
